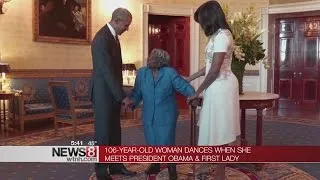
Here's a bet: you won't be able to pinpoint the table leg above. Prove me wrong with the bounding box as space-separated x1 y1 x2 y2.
256 109 263 146
3 100 6 131
0 100 2 131
12 99 15 129
9 99 15 131
254 108 264 171
240 109 247 145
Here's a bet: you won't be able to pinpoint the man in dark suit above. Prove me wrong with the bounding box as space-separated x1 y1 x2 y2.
91 8 136 180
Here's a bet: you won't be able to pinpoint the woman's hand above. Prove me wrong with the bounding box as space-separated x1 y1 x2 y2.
187 93 200 104
190 98 200 107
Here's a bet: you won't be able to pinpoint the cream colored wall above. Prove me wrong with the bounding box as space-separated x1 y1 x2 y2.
0 0 274 70
0 0 91 69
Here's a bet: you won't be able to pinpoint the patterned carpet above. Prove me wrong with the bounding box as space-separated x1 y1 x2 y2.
0 114 320 180
87 163 316 180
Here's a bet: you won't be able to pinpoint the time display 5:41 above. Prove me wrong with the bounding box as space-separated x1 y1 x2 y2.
70 140 83 146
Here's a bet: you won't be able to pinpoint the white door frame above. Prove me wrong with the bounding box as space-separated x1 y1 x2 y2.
260 0 320 92
142 4 200 88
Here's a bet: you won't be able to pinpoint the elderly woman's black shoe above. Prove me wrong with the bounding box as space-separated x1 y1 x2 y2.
145 163 161 175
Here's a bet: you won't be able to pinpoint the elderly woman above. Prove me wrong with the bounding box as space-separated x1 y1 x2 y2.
129 48 195 180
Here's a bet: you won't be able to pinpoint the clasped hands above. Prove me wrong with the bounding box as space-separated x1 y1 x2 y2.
122 94 200 110
122 97 134 111
187 92 201 108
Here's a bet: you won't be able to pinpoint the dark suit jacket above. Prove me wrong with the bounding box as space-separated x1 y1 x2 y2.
91 24 126 145
91 24 126 103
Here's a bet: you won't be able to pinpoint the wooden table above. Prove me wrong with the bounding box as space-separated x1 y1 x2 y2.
239 91 279 146
0 92 15 132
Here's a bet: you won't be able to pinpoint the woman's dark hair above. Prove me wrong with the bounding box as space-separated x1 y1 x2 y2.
194 0 232 37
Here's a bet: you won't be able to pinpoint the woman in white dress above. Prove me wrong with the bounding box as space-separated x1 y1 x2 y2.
187 1 240 179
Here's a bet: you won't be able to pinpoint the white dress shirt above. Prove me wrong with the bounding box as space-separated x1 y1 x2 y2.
107 23 117 40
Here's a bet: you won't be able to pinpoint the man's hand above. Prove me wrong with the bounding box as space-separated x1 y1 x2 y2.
122 97 133 110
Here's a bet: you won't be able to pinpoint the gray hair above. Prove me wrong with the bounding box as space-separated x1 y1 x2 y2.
149 48 170 67
111 8 132 21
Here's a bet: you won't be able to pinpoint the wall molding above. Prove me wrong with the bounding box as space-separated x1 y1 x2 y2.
9 69 92 78
268 1 320 14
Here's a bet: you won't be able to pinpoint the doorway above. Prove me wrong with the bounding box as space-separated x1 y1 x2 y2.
273 13 320 111
148 14 190 109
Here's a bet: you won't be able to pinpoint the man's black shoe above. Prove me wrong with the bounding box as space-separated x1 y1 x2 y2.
109 167 137 176
145 163 161 175
96 174 113 180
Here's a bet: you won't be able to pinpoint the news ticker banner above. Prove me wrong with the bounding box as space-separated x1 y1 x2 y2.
0 146 320 163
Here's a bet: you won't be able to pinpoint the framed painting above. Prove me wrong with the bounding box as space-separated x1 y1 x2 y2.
33 0 91 45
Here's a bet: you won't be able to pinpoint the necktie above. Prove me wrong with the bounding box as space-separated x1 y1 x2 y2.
115 35 120 44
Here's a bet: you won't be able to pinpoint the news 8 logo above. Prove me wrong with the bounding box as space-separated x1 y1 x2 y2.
86 146 97 157
52 146 98 157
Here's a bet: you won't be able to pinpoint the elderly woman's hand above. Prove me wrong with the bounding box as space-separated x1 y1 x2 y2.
122 97 134 110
